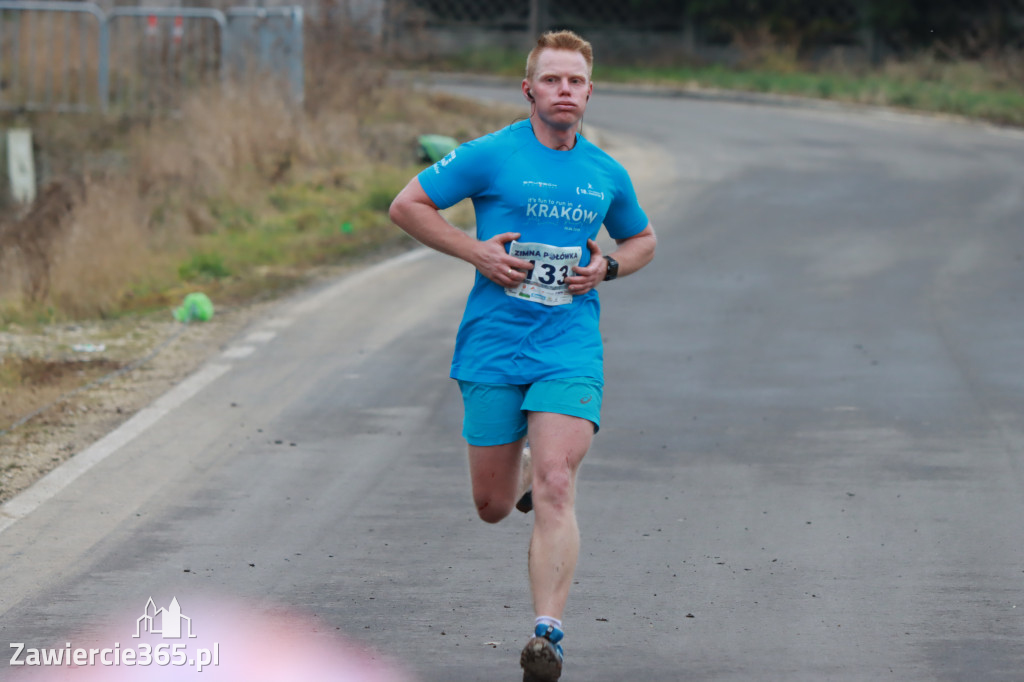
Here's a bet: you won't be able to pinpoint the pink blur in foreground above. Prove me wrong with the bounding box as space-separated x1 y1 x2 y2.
13 598 414 682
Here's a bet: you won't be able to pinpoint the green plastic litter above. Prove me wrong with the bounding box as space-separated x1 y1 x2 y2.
418 134 459 163
173 292 215 323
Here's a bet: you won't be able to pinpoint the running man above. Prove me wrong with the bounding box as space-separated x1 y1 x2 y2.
389 30 656 682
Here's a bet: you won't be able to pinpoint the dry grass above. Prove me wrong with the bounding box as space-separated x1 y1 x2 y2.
0 20 516 325
47 176 150 317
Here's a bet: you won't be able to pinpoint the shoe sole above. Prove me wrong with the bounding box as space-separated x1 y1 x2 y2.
520 636 562 681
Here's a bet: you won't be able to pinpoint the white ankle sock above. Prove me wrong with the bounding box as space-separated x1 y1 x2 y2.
534 616 563 634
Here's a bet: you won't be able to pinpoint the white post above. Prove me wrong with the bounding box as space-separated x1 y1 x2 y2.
6 129 36 204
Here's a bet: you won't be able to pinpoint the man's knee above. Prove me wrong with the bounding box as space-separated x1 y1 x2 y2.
533 469 575 511
475 496 513 524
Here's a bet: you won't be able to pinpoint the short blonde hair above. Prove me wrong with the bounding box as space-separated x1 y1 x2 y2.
525 30 593 81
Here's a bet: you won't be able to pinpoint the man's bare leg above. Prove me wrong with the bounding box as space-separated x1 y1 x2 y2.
525 412 592 618
467 437 526 524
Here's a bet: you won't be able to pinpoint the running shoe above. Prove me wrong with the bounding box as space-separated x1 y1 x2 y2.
516 444 533 514
520 623 564 682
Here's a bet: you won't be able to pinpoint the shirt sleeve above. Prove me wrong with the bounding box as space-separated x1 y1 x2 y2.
602 164 649 240
417 135 496 210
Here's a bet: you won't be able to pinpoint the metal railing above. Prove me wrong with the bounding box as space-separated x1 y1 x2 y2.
0 2 303 114
108 7 227 111
226 6 304 103
0 1 107 112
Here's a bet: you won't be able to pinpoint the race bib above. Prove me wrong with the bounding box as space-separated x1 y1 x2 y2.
505 241 583 307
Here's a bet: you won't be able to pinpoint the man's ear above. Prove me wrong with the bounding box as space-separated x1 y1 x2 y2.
523 80 535 102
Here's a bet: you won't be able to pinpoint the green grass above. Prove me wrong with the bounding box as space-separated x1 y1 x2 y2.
169 166 418 296
178 252 232 281
431 47 525 77
597 63 1024 126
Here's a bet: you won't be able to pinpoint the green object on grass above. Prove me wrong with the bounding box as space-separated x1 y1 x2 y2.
418 134 458 163
173 292 215 323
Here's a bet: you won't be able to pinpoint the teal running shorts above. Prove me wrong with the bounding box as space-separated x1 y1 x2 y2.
456 377 603 446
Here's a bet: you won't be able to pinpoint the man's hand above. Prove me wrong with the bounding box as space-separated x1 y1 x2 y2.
473 232 535 286
389 180 535 287
568 225 657 294
566 239 606 295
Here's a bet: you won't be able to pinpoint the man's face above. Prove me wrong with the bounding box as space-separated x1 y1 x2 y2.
524 48 592 131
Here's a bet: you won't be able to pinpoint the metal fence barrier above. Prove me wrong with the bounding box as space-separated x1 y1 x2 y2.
0 1 107 112
108 7 227 112
0 2 302 114
226 6 304 104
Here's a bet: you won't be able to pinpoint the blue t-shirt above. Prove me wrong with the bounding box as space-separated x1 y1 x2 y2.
418 119 648 385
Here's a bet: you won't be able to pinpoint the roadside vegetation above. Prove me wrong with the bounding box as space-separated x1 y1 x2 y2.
0 40 511 328
2 13 1023 427
3 32 1023 328
432 46 1024 128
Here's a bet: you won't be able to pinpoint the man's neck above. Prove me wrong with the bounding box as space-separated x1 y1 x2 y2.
530 116 578 151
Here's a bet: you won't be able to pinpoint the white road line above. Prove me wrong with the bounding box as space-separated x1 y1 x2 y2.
245 331 277 344
221 346 256 359
0 363 232 535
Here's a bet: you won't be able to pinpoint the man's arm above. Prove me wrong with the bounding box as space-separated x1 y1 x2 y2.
567 224 657 294
608 224 657 278
389 177 532 287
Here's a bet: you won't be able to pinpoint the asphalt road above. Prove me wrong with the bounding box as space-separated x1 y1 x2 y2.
2 83 1024 682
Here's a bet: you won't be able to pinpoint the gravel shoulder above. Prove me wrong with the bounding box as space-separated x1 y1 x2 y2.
0 262 373 506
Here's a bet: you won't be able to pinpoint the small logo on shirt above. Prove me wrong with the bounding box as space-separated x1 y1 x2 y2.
433 150 457 173
576 183 604 200
524 180 558 188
